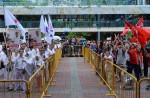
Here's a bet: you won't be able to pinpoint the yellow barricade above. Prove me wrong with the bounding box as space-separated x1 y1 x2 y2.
138 78 150 98
0 80 29 98
29 48 62 98
0 48 62 98
113 64 137 98
82 46 139 98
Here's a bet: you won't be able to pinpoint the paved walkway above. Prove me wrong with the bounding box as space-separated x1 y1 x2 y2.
47 57 114 98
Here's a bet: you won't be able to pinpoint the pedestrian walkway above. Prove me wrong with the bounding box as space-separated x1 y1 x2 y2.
46 57 114 98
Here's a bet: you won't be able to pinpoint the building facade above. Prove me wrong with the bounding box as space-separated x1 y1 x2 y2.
0 0 150 40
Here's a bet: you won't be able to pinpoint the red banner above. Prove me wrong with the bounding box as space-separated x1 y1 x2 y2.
7 44 19 48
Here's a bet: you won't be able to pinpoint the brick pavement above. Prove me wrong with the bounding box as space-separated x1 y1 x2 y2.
47 57 114 98
0 57 149 98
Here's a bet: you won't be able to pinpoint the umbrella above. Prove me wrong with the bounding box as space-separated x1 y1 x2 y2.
82 37 86 41
53 36 62 40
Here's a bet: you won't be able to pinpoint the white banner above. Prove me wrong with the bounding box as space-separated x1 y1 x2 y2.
28 28 41 43
7 28 21 44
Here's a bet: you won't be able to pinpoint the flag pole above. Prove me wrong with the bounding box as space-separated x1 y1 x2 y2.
2 2 8 55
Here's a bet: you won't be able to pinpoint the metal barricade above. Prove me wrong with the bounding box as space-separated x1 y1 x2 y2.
0 80 29 98
113 64 137 98
0 48 62 98
82 46 138 98
82 47 118 98
28 48 62 98
62 45 82 57
138 78 150 98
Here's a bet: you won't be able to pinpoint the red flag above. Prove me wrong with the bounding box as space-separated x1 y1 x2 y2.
121 17 144 36
136 16 143 28
130 36 137 42
121 24 130 36
122 17 150 47
132 16 144 36
142 27 150 35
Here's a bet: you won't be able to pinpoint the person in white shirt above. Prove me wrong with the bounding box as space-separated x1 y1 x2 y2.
49 44 55 55
31 46 40 59
56 40 62 48
11 49 20 79
22 52 35 91
0 47 9 80
33 55 44 92
35 31 41 43
54 40 59 51
6 49 14 91
23 47 31 57
14 32 20 44
104 50 113 86
14 50 26 91
0 48 5 76
38 49 45 61
44 44 51 60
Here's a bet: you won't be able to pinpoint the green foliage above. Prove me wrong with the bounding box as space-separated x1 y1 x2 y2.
126 31 133 39
67 32 94 40
41 33 45 38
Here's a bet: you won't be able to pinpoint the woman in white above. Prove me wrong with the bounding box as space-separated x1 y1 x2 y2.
104 50 113 87
33 55 44 92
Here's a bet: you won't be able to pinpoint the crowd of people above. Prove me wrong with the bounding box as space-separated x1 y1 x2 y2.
0 36 62 92
84 36 150 89
0 32 150 91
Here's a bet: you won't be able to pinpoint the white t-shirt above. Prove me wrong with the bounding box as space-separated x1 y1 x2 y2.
44 48 51 58
116 48 127 65
14 37 20 44
31 48 40 59
104 55 113 69
36 36 41 43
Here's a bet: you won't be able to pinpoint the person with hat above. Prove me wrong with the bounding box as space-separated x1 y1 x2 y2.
128 42 141 81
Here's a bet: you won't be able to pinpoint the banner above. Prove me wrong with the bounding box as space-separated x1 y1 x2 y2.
28 28 41 43
7 44 19 48
4 7 26 43
7 28 21 44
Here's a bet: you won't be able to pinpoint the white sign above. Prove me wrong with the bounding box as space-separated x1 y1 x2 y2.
8 28 21 44
28 28 41 43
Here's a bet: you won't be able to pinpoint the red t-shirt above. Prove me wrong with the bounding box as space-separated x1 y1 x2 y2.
128 49 139 65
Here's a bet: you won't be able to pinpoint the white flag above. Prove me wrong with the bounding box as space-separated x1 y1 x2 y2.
44 18 49 34
45 18 52 44
40 15 47 34
48 15 55 38
4 7 26 42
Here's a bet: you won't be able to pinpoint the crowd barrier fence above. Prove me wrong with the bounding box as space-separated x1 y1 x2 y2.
0 48 62 98
82 46 150 98
138 78 150 98
62 45 82 57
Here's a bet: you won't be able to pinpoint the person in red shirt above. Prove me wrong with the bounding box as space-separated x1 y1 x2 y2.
128 43 141 81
